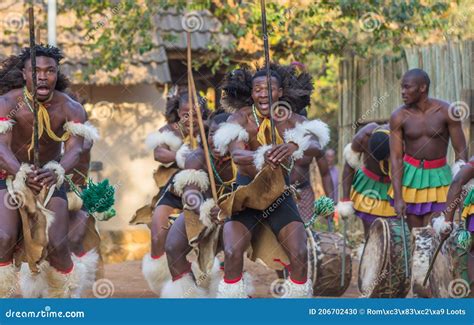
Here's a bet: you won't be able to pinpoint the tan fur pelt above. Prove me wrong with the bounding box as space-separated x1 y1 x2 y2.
0 263 17 298
67 191 84 212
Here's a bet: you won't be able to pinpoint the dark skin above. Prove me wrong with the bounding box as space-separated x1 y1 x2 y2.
341 123 389 235
151 100 200 258
390 72 467 229
68 138 93 256
0 56 86 271
165 121 232 278
441 158 474 296
224 76 323 282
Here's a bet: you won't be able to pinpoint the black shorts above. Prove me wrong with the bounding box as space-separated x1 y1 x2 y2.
0 179 68 201
156 187 183 210
226 173 302 236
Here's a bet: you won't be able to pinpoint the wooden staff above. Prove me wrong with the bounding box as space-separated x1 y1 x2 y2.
423 236 447 286
260 0 276 145
186 32 197 149
186 30 218 203
28 6 40 167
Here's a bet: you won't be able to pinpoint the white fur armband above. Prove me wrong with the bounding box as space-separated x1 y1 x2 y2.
199 198 216 229
0 119 15 134
175 144 192 169
336 201 355 219
253 144 272 171
451 159 466 179
43 161 65 188
145 130 183 151
283 128 311 160
8 163 32 195
64 121 100 142
299 119 330 148
213 122 249 155
173 169 210 196
432 214 453 237
343 143 363 170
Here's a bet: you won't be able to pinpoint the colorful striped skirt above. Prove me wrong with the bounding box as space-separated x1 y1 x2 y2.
461 188 474 232
350 166 397 223
388 154 451 216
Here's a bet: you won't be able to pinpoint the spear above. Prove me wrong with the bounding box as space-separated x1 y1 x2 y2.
186 30 218 204
28 5 40 167
260 0 276 145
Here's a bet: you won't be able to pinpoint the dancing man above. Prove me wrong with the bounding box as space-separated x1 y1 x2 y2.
338 123 396 235
0 45 97 298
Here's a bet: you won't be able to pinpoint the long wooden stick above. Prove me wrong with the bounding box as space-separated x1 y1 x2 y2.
186 31 218 203
400 215 410 278
186 32 196 149
28 6 40 167
422 236 447 286
260 0 276 145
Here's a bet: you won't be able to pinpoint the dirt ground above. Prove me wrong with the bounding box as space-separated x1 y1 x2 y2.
80 257 361 298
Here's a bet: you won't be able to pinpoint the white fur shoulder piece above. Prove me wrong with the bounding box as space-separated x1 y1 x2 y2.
432 213 453 237
43 161 66 188
0 119 15 134
145 130 183 151
343 143 363 170
175 144 192 169
283 127 311 160
173 169 210 196
301 119 330 148
64 121 100 142
213 122 249 155
253 144 272 171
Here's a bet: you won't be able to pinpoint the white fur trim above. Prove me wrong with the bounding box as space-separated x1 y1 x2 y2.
20 262 48 298
9 163 33 196
216 274 253 298
336 201 355 219
175 144 192 169
199 198 216 229
283 127 311 160
451 159 466 178
73 249 99 297
432 214 453 237
343 143 363 169
282 278 313 298
213 122 249 155
64 121 100 142
145 130 183 151
300 119 330 148
253 144 272 171
173 169 209 196
161 273 207 298
44 263 83 298
0 263 17 298
43 161 65 188
0 119 15 134
142 253 171 296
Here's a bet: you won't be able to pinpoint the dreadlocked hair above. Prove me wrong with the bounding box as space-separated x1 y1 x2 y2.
219 63 313 114
0 44 70 96
164 87 209 123
219 67 253 112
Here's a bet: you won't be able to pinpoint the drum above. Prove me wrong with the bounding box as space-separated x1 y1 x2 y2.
429 222 471 298
307 229 352 297
411 226 434 297
358 218 411 298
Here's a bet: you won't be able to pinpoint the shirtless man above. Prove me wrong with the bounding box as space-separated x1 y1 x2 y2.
213 67 327 297
0 45 96 298
389 69 467 228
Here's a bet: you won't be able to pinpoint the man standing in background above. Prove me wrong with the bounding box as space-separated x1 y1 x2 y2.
325 148 339 203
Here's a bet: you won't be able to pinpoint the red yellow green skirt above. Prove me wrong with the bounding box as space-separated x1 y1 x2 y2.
461 188 474 232
350 166 396 223
388 155 451 216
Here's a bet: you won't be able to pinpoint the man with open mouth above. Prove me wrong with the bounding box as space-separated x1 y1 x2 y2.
0 45 98 298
